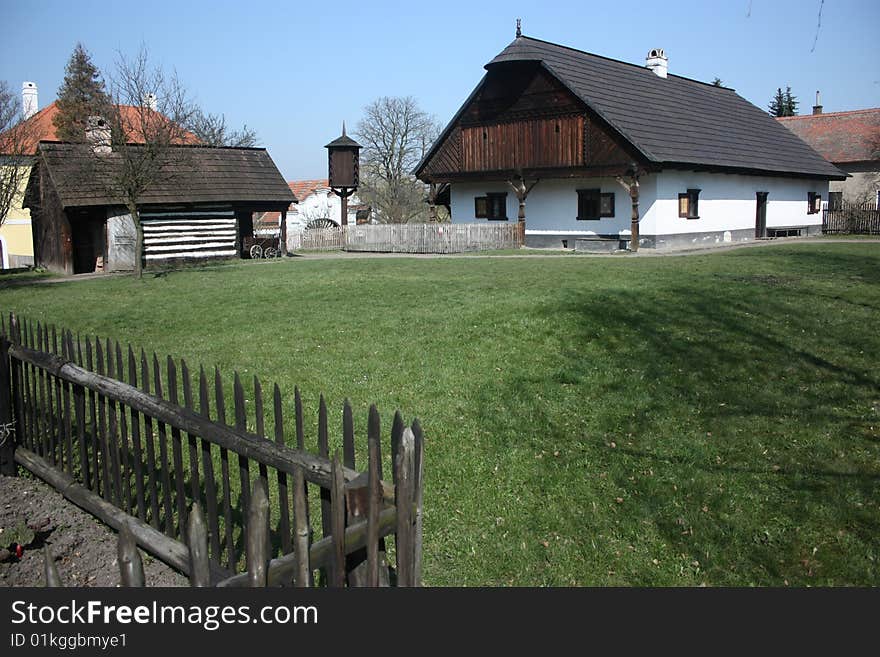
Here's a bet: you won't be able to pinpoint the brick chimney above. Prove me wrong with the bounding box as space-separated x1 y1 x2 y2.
86 116 111 154
812 90 823 115
22 81 38 119
646 48 668 78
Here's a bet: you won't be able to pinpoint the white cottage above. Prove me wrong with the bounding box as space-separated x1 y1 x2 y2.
415 33 845 249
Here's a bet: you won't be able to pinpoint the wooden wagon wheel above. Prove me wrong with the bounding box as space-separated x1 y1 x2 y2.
249 244 263 259
263 246 278 259
305 218 338 230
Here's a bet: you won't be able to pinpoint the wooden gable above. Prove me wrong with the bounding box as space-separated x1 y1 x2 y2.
418 62 636 182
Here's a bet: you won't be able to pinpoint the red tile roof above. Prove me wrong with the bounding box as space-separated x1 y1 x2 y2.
257 180 345 226
2 101 199 155
777 109 880 164
288 179 329 202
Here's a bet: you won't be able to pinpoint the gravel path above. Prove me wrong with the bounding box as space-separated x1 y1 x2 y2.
0 473 187 587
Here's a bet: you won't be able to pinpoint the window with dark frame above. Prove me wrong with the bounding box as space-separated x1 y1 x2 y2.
475 196 489 218
475 193 508 220
807 192 821 214
577 189 614 220
678 188 700 219
827 191 842 210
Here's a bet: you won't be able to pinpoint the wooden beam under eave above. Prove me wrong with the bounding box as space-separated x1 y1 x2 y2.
425 164 643 184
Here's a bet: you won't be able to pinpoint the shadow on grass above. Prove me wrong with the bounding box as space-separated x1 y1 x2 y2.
468 247 879 583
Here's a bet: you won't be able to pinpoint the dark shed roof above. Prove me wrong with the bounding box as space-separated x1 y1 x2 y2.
33 142 297 209
419 35 845 180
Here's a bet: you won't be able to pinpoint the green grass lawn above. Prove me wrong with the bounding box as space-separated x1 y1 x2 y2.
1 243 878 586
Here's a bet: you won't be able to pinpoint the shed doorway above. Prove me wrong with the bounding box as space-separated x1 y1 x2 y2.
71 211 106 274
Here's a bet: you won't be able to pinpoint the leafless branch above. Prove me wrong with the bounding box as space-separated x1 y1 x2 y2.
186 109 259 147
355 96 441 223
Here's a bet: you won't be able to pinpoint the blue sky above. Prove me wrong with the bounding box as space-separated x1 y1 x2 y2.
2 0 878 180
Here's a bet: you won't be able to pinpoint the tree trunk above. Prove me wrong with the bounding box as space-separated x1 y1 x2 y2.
127 201 144 279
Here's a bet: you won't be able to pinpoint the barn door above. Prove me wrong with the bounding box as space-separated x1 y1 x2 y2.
106 209 137 271
755 192 768 238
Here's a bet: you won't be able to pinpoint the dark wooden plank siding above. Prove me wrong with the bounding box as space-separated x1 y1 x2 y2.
461 115 585 171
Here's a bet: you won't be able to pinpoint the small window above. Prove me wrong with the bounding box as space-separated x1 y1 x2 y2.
577 190 614 220
807 192 821 214
475 193 507 220
577 189 600 220
678 188 700 219
475 196 489 218
599 192 615 217
827 191 842 210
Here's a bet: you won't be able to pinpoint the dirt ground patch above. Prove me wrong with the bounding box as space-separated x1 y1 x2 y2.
0 473 186 587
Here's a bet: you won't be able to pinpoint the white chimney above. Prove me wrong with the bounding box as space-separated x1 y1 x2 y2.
142 93 158 111
86 116 111 154
22 81 38 119
645 48 668 78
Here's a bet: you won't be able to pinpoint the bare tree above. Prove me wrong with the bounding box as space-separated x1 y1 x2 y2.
355 96 440 224
93 46 196 278
186 108 259 147
0 81 39 230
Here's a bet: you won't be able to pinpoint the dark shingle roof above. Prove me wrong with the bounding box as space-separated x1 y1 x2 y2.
421 35 844 179
35 142 296 209
777 109 880 164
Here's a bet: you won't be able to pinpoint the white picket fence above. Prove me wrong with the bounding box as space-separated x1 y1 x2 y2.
287 223 524 254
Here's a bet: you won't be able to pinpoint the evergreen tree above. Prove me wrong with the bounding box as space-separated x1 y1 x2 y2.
768 86 799 117
53 43 112 142
783 86 799 116
768 88 786 116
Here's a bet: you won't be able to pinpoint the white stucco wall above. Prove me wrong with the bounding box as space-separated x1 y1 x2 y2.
287 188 362 230
450 176 646 237
647 171 828 236
450 171 829 244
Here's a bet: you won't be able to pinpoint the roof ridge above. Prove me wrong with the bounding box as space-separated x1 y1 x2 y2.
778 108 880 120
512 35 737 91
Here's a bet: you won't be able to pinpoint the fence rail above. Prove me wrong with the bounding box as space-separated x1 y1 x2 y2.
0 314 423 587
822 201 880 234
287 223 525 254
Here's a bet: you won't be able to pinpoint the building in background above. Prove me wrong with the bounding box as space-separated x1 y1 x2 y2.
24 141 294 274
0 81 201 267
255 178 370 236
416 32 846 249
778 103 880 208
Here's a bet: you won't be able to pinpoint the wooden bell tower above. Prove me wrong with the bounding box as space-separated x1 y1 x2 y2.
325 123 362 226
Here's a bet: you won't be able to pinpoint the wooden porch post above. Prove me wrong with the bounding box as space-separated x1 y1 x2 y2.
616 167 641 252
280 210 288 256
629 179 640 253
508 176 539 222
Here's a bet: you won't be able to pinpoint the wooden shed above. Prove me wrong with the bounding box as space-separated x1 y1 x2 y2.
24 142 296 274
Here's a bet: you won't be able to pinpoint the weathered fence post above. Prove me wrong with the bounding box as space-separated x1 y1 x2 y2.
188 502 211 587
246 479 269 587
395 428 416 587
43 546 63 587
0 332 15 476
118 525 146 587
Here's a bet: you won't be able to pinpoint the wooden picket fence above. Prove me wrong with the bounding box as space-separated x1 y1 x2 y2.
287 223 525 254
288 227 346 251
822 201 880 234
0 314 424 587
344 223 525 254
